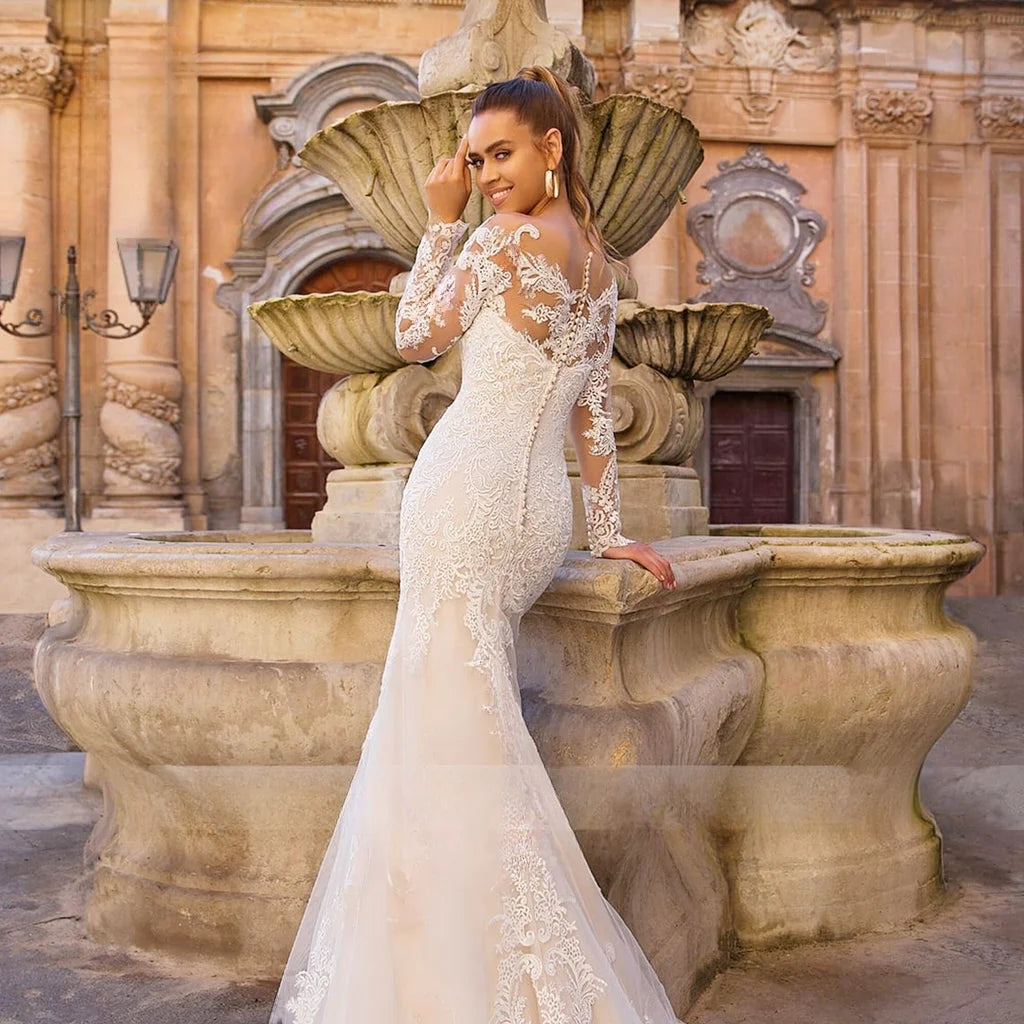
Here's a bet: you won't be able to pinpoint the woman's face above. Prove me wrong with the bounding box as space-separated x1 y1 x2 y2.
466 109 561 214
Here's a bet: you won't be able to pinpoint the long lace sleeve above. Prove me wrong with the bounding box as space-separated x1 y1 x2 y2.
395 215 532 363
570 325 633 557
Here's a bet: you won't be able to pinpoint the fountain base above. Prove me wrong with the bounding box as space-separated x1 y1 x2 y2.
32 526 982 1012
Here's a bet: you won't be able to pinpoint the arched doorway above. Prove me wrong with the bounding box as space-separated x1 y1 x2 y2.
282 256 402 529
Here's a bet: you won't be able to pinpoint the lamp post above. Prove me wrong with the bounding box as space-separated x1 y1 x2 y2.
0 237 179 531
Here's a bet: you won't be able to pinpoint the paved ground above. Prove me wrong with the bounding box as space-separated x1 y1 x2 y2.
0 599 1021 1024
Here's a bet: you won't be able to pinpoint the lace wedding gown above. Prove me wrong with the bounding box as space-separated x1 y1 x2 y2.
270 214 684 1024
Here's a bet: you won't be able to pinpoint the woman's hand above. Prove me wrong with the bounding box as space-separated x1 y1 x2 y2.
600 541 677 590
425 135 472 225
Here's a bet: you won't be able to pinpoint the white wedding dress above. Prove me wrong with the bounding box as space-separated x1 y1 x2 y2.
270 214 684 1024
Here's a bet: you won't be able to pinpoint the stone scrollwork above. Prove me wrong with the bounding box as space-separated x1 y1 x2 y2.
976 94 1024 140
622 62 696 112
0 365 60 498
853 87 933 137
100 364 182 494
0 44 75 108
608 361 706 466
316 352 461 466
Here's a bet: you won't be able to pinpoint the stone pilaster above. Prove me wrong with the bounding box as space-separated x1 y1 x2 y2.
622 0 688 305
98 10 183 512
0 39 71 506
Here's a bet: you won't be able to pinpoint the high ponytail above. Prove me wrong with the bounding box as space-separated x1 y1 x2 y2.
470 66 619 267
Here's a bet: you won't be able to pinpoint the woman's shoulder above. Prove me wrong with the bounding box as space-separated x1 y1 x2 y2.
472 212 542 243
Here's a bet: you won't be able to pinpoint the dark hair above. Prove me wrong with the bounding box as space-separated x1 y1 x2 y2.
470 66 615 264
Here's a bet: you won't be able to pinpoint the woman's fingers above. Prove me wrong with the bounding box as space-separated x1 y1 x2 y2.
425 138 472 222
602 542 676 590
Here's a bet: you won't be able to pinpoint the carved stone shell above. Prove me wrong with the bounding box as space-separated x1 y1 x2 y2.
248 291 404 376
614 301 774 381
299 91 703 260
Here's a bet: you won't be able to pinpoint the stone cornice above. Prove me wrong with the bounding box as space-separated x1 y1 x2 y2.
743 1 1024 29
976 93 1024 139
0 43 73 107
853 86 933 136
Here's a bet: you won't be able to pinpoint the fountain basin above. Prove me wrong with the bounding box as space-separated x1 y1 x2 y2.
32 525 982 1013
300 91 703 260
248 290 404 376
615 300 774 381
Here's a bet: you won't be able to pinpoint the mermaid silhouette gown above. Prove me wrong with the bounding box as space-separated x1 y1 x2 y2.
270 213 684 1024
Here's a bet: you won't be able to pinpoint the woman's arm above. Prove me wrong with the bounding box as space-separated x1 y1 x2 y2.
569 353 633 556
570 312 677 589
394 214 532 364
394 217 470 363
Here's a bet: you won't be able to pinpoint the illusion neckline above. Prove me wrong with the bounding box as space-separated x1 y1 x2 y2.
474 215 617 303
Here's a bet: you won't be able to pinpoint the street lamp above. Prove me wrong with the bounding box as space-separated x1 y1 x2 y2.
0 238 179 530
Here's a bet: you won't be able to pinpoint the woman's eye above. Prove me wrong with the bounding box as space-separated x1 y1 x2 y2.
495 151 510 160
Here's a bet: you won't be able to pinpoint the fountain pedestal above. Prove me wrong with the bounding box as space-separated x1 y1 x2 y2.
311 463 707 547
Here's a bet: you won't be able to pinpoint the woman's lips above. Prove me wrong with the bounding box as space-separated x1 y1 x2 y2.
489 187 512 207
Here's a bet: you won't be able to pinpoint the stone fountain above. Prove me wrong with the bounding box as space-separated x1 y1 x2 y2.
32 0 983 1017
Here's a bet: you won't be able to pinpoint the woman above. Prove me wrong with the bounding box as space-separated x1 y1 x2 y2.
271 66 683 1024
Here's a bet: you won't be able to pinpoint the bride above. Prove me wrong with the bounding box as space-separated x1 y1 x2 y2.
270 65 683 1024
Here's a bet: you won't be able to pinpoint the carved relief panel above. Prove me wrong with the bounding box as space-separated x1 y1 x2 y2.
683 0 836 125
686 144 828 345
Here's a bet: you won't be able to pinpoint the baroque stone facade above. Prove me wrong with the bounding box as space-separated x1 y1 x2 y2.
2 0 1024 609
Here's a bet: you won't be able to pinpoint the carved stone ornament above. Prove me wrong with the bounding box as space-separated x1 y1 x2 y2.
254 53 419 168
685 1 836 73
100 364 182 495
417 0 596 100
853 87 933 137
622 63 696 111
684 1 833 125
686 144 828 342
0 44 74 107
0 365 60 497
976 94 1024 140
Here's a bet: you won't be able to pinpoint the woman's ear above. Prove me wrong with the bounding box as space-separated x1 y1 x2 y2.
542 127 563 168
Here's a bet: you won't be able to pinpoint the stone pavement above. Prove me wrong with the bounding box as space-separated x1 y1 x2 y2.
0 599 1021 1024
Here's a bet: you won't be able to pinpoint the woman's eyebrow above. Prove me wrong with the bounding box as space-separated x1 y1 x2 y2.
466 139 514 159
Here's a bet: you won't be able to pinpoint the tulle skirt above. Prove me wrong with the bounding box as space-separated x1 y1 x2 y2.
269 585 685 1024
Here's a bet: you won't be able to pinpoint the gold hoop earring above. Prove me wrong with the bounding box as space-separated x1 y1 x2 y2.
545 168 560 200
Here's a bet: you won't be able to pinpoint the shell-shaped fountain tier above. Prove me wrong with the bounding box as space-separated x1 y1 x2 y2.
614 301 774 382
299 91 703 261
248 291 405 376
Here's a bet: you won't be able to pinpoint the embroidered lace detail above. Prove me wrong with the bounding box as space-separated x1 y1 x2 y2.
490 791 609 1024
395 213 629 558
395 218 471 360
573 359 632 556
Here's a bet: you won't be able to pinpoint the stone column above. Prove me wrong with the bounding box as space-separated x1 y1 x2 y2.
97 4 183 518
0 38 69 507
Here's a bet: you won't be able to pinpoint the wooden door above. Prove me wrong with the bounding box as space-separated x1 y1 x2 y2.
709 391 795 524
282 257 402 529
